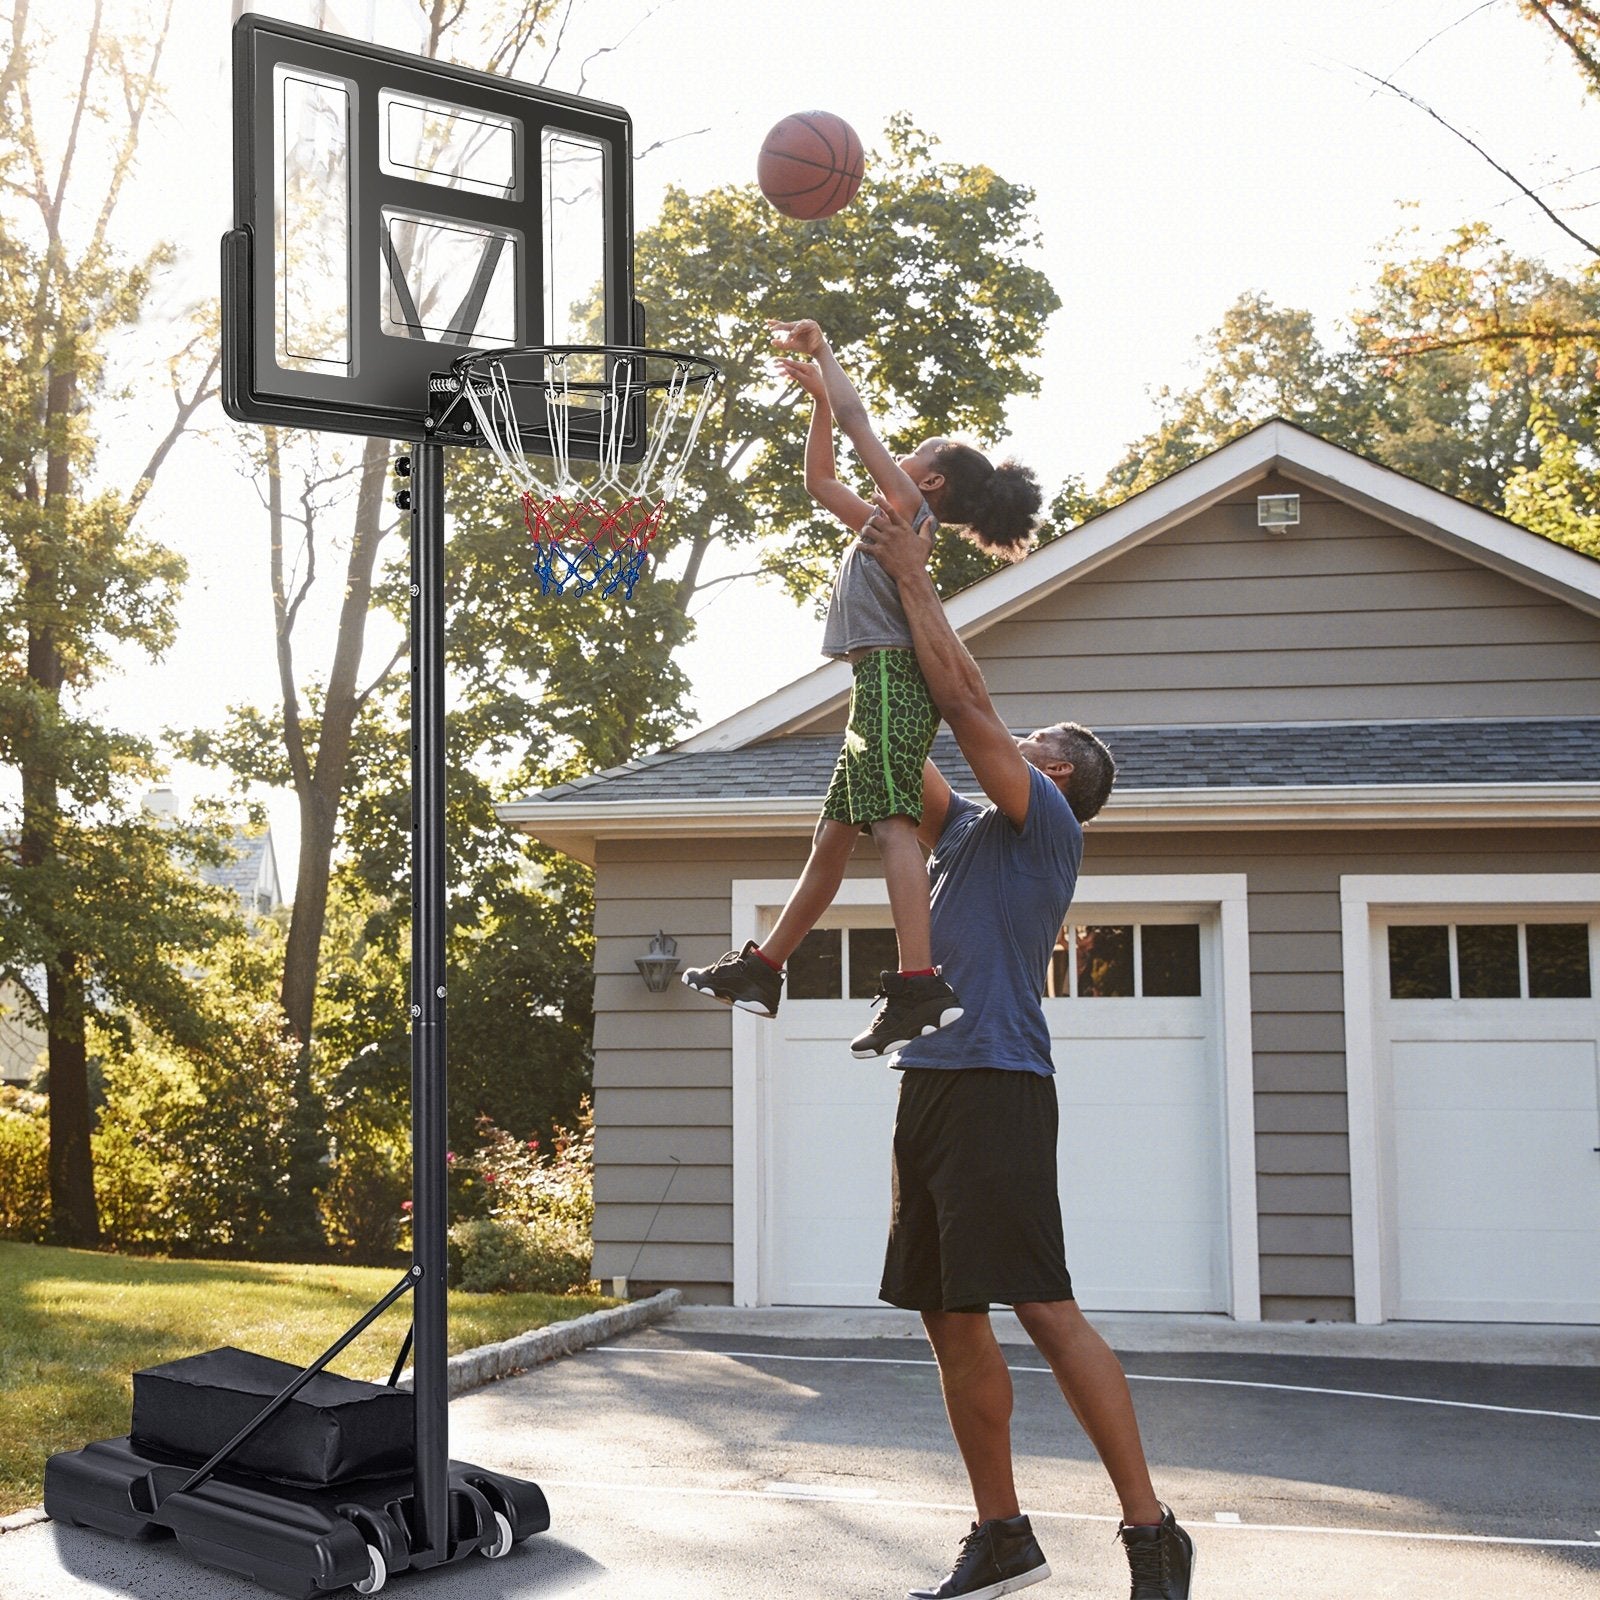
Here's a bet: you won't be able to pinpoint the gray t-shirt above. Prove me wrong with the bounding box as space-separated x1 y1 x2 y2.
820 502 936 660
892 764 1083 1077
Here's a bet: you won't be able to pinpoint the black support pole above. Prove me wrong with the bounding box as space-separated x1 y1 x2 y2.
410 439 450 1565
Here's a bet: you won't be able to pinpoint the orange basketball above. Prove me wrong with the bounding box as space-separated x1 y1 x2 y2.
757 111 865 220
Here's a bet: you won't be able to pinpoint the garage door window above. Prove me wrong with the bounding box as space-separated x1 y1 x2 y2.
1387 922 1593 1000
786 927 903 999
1048 923 1202 999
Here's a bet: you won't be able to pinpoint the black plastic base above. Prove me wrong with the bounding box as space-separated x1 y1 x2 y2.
44 1436 550 1597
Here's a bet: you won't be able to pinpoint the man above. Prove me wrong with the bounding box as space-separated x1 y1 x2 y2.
855 494 1195 1600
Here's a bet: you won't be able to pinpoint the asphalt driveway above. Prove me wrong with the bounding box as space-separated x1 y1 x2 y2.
6 1315 1596 1599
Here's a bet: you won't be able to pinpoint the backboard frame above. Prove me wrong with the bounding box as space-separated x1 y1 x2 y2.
222 13 640 441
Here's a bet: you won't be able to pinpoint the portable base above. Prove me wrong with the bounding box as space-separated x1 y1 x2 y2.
44 1435 549 1598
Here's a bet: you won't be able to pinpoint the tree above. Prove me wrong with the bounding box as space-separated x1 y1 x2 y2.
635 116 1063 614
0 0 226 1244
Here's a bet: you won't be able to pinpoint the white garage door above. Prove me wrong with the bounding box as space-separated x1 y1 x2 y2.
1380 917 1600 1323
763 914 1229 1310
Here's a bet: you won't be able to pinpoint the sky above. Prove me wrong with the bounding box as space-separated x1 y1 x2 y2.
52 0 1600 880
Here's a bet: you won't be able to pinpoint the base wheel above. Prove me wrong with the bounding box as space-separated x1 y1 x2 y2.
480 1510 514 1559
352 1543 387 1594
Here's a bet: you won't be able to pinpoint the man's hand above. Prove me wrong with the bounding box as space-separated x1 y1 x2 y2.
858 491 934 581
768 317 825 356
775 355 827 401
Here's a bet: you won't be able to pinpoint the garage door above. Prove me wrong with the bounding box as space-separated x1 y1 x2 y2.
763 914 1229 1310
1380 917 1600 1323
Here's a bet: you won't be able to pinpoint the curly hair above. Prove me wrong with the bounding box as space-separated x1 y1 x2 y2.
1034 721 1116 823
927 442 1043 560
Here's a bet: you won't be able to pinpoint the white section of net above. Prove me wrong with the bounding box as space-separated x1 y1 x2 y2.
460 350 717 503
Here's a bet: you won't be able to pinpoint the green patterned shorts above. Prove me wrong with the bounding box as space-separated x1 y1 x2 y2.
821 649 941 827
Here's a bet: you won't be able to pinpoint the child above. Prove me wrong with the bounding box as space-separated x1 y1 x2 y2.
682 318 1042 1056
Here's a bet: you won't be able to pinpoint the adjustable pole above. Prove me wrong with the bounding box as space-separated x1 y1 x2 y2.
409 439 450 1564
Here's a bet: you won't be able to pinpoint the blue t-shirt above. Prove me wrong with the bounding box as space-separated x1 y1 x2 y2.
892 763 1083 1077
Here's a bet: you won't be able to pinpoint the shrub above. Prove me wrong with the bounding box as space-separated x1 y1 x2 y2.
0 1088 49 1241
446 1216 591 1294
320 1117 411 1263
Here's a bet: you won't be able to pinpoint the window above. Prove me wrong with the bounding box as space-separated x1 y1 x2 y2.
1387 922 1593 1000
1048 923 1202 999
785 927 907 999
785 921 1204 1000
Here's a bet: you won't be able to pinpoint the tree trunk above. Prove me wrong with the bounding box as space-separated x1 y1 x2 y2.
279 436 394 1044
45 956 99 1245
27 364 99 1244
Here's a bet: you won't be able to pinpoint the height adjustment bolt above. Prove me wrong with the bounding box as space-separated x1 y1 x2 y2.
410 1004 421 1018
394 455 412 477
395 488 412 511
435 985 446 998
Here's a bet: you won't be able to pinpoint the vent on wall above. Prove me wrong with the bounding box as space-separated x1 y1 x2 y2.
1258 493 1300 531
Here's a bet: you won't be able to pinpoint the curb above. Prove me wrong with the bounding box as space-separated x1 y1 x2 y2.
0 1289 682 1535
394 1287 682 1398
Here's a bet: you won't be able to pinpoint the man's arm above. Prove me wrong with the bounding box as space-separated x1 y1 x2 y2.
859 496 1034 827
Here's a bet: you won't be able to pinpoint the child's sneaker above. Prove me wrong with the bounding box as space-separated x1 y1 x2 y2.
681 941 782 1018
851 971 963 1057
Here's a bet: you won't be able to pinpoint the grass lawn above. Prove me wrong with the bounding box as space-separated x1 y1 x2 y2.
0 1241 616 1517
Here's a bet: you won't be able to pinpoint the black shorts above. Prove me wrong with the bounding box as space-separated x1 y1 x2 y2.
879 1067 1075 1314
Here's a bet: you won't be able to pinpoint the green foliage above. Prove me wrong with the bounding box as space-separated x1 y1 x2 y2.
446 1217 591 1295
1504 402 1600 557
88 928 309 1255
0 1090 48 1241
1093 230 1600 559
442 1102 594 1294
318 1115 411 1264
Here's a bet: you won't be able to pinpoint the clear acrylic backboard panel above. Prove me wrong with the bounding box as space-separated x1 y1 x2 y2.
223 11 636 440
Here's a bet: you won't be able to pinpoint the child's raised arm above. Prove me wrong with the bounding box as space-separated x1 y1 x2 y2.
778 356 875 533
770 319 926 523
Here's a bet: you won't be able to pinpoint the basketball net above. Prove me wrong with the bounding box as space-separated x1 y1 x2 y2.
458 348 718 600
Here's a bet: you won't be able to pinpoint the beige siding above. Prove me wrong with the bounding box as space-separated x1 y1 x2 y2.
591 824 1600 1318
591 833 822 1303
792 477 1600 736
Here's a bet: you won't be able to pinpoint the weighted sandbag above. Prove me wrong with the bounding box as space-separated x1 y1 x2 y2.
131 1346 412 1489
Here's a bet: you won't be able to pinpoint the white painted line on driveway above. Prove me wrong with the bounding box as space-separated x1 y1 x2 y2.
537 1478 1600 1550
585 1344 1600 1423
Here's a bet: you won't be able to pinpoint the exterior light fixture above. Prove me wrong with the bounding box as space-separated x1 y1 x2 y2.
1257 493 1300 532
635 930 682 993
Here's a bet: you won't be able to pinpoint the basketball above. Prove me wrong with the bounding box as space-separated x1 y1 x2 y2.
757 111 865 220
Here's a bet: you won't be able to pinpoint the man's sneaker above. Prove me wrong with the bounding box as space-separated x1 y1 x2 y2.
1117 1503 1195 1600
681 941 782 1018
909 1515 1050 1600
851 971 963 1057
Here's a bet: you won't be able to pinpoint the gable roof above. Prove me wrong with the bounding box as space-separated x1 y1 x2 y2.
680 419 1600 754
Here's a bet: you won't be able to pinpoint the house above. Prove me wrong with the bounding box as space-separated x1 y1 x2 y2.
145 787 284 919
500 419 1600 1326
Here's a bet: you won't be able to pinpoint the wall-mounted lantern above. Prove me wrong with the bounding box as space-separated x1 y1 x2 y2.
635 930 682 993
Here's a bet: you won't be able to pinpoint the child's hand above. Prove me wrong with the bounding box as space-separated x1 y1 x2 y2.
769 318 825 356
775 356 827 399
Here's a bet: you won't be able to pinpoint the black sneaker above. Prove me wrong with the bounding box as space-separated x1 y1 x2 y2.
1117 1504 1194 1599
851 971 963 1057
909 1515 1050 1600
681 940 782 1018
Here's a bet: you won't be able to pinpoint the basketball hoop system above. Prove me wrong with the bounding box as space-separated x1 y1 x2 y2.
436 344 720 601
